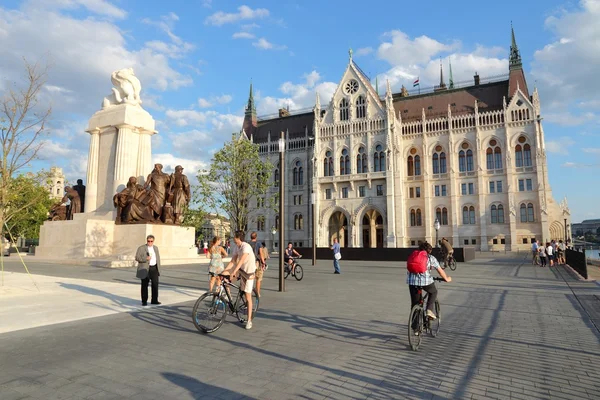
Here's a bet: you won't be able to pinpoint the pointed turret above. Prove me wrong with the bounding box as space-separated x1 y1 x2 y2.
242 81 258 137
508 23 529 98
435 59 447 91
448 57 454 89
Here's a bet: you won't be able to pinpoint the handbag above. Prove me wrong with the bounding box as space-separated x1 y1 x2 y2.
334 252 342 260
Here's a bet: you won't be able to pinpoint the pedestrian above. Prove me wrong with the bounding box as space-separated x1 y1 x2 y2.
539 243 547 267
135 234 161 306
203 240 208 255
557 240 566 265
531 239 540 265
331 238 341 274
249 232 265 298
207 236 228 292
546 242 554 267
261 242 269 270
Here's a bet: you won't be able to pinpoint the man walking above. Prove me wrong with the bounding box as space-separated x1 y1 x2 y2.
331 238 341 274
248 232 265 298
135 235 161 306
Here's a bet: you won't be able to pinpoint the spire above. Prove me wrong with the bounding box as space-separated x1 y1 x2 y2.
435 58 447 91
349 48 353 62
509 22 522 70
242 80 257 135
375 76 379 96
448 57 454 89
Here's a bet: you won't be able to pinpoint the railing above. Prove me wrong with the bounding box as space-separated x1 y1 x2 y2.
390 74 509 100
566 248 588 279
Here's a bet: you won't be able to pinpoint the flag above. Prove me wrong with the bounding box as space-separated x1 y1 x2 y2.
413 78 420 87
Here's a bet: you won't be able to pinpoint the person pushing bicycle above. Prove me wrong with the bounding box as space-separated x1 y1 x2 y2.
407 242 452 321
440 237 453 265
284 242 301 275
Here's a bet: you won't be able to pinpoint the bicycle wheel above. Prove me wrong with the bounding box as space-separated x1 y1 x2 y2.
192 292 227 333
236 289 259 323
430 300 441 337
441 260 447 270
294 264 304 281
284 265 290 279
449 257 457 271
408 304 423 351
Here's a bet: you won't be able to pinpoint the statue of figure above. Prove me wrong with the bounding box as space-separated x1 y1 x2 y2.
48 203 67 221
400 85 409 97
102 68 143 109
61 186 81 220
113 177 154 224
169 165 191 225
72 179 86 213
145 163 171 221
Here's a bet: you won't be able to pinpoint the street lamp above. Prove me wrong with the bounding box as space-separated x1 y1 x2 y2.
564 218 568 242
434 218 440 247
271 226 277 253
311 192 316 266
278 131 286 293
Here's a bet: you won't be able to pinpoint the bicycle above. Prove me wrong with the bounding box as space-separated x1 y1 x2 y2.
408 277 444 351
284 255 304 281
192 273 259 334
440 252 457 271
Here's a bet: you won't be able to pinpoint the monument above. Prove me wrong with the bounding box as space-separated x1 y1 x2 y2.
36 68 198 265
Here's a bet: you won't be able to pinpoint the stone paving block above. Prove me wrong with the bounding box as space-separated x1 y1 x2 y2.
0 387 29 400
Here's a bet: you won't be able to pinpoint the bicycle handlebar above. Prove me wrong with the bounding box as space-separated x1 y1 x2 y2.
433 277 447 282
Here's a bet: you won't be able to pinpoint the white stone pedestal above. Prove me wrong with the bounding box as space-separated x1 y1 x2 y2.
36 214 199 266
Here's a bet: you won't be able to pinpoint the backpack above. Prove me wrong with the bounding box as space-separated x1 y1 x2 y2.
407 250 429 274
249 241 262 260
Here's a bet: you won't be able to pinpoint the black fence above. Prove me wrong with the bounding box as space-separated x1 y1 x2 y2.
566 248 588 279
294 247 475 263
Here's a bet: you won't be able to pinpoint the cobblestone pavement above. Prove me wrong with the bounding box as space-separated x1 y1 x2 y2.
0 254 599 399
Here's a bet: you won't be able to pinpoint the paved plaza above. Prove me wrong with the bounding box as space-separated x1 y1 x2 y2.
0 253 599 399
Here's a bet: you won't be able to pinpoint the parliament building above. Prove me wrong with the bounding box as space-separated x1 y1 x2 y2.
242 27 571 251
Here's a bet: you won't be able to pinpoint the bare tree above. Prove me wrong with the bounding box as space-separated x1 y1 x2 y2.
0 59 52 238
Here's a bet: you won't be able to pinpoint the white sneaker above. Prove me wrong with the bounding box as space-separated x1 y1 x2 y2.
426 310 437 320
245 321 253 330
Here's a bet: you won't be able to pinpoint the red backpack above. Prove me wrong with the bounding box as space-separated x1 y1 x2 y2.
407 250 429 274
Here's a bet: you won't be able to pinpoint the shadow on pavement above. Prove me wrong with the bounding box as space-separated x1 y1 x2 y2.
161 372 252 399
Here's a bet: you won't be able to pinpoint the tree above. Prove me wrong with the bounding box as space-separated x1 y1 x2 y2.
1 59 51 239
181 205 208 238
4 173 54 238
197 133 273 232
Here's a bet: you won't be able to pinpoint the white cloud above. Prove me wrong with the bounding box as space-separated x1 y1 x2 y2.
583 148 600 154
214 94 232 104
201 0 212 8
153 153 208 175
233 32 255 39
25 0 127 19
198 98 212 108
562 161 600 168
355 47 373 57
546 136 575 154
252 38 286 50
531 0 600 113
241 23 260 30
255 70 336 115
205 5 269 26
165 110 208 127
544 111 597 126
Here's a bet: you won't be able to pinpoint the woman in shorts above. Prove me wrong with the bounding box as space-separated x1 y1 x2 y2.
207 236 228 292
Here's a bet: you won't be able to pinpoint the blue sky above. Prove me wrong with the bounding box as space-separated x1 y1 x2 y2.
0 0 598 222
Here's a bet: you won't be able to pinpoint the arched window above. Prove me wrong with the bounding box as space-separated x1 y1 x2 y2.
432 146 446 174
324 151 333 176
436 207 449 225
293 161 299 185
491 204 505 224
463 206 476 224
459 150 466 172
520 203 535 223
466 150 474 171
433 153 439 174
374 144 385 172
274 167 280 184
523 144 532 167
357 147 368 173
414 155 421 176
407 156 414 176
416 209 422 226
340 149 350 175
293 161 303 185
299 214 304 230
299 166 303 185
520 204 527 223
340 98 349 121
486 140 502 170
356 96 366 119
515 144 523 168
440 152 447 173
410 209 416 226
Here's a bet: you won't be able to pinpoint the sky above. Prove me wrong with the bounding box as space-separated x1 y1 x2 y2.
0 0 598 223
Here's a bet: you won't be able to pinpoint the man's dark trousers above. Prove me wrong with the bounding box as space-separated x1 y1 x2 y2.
141 265 159 304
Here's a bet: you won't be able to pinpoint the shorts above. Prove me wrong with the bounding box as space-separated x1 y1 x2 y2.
255 263 264 282
239 271 255 294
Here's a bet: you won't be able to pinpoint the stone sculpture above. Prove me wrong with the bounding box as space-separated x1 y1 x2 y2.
145 163 171 221
61 186 82 220
169 165 191 225
113 177 154 224
102 68 143 109
48 203 67 221
73 179 86 213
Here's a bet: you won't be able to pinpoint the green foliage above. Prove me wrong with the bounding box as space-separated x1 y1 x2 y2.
181 205 208 236
196 133 273 232
4 172 54 238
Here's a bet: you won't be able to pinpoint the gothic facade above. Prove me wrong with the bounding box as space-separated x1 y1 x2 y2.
243 28 571 251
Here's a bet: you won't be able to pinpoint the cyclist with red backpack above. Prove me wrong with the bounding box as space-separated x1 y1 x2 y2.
407 242 452 320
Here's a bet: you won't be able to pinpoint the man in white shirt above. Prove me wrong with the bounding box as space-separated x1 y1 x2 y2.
222 230 256 329
135 235 161 306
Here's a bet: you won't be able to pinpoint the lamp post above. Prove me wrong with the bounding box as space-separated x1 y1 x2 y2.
434 218 440 247
311 192 316 266
278 131 285 293
564 218 568 242
271 226 277 253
